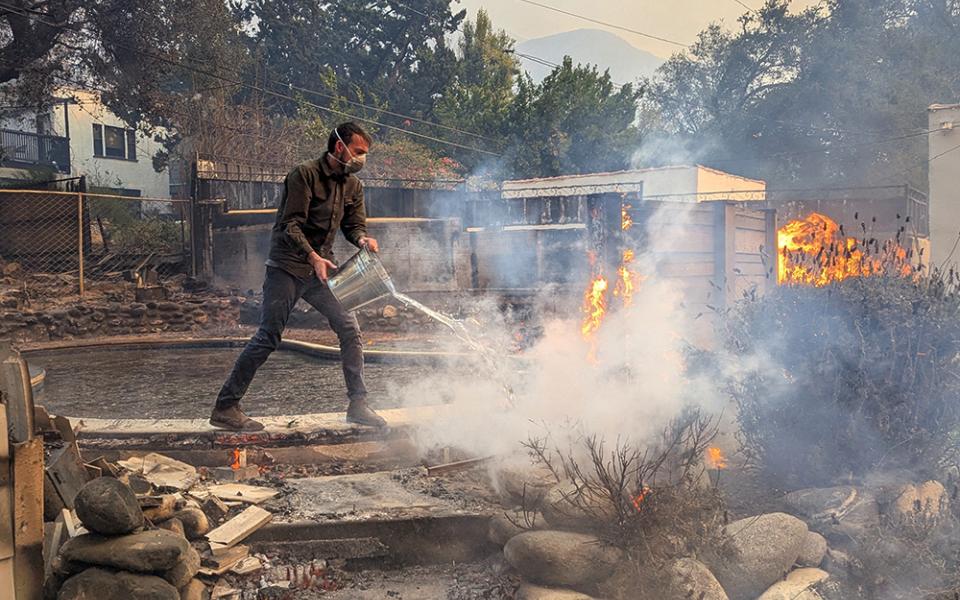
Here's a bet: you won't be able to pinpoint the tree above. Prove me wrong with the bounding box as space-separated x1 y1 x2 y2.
0 0 244 138
507 57 643 178
434 9 519 170
644 0 960 189
641 3 820 181
231 0 464 124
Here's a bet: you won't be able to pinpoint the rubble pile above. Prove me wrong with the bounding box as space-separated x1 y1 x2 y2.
35 409 289 600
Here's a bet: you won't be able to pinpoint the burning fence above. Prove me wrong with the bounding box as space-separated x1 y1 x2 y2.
580 198 645 358
778 212 915 286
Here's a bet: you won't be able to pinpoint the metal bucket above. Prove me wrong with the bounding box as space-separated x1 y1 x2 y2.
326 247 396 311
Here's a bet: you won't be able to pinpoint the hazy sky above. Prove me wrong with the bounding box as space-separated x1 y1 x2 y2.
455 0 820 58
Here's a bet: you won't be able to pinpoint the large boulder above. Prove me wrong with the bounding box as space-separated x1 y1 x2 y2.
783 486 879 541
494 464 556 508
540 485 619 532
516 583 597 600
162 547 201 588
489 510 543 546
74 477 144 536
705 512 809 600
665 558 728 600
60 530 189 573
504 530 623 588
756 568 829 600
58 568 179 600
797 532 828 568
596 557 728 600
891 481 947 523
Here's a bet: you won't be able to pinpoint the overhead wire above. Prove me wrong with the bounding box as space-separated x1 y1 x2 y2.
2 0 948 169
392 0 632 89
512 0 688 47
0 0 502 156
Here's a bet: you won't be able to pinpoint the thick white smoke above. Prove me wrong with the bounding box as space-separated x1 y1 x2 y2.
390 200 736 463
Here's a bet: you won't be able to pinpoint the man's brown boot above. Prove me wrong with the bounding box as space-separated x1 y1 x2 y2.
209 404 265 431
346 397 387 428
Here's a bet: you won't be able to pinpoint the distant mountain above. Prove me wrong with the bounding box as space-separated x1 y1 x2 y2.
516 28 664 84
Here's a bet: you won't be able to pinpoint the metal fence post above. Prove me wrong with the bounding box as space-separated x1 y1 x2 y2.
77 191 84 297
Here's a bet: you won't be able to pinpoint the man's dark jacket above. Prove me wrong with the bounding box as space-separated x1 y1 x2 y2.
266 155 367 279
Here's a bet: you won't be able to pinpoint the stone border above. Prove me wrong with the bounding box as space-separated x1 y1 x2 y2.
249 514 496 566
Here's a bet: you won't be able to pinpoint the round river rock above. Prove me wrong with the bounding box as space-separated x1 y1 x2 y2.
58 567 179 600
705 512 809 600
504 530 623 588
74 477 144 536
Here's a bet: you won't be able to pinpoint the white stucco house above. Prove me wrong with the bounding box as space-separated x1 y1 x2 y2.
0 89 171 198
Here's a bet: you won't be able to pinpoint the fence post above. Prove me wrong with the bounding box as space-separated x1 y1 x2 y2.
77 191 84 298
190 160 199 277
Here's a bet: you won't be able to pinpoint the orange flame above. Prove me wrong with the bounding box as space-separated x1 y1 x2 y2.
613 249 647 308
581 275 609 362
706 447 727 470
231 448 242 471
581 276 609 340
778 213 912 286
621 204 633 231
631 486 651 512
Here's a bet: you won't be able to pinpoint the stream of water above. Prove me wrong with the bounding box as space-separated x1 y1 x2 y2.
392 292 518 407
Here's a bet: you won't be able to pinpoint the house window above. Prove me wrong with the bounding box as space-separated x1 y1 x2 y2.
92 124 137 160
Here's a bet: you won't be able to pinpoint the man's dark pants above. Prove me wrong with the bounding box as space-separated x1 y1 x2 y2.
215 266 366 409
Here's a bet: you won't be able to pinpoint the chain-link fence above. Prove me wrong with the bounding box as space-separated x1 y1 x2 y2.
0 189 191 298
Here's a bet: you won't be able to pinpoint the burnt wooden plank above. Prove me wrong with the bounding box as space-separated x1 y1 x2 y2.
13 437 44 600
0 354 35 444
0 407 13 561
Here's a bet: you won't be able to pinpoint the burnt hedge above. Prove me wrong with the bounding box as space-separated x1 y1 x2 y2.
723 273 960 486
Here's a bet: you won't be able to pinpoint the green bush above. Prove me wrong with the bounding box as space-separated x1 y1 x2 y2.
723 273 960 487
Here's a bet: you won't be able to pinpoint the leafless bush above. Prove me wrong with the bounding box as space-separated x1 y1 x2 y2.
821 500 960 600
520 408 726 566
723 272 960 488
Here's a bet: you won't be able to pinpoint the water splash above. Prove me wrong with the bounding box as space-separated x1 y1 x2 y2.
392 292 517 407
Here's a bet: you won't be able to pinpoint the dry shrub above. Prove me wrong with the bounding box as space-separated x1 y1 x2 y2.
723 271 960 488
521 408 726 567
816 499 960 600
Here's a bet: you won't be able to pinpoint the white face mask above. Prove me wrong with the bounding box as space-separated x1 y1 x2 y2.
334 129 367 174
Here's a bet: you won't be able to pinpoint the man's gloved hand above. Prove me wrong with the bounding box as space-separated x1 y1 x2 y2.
308 252 338 281
358 237 379 253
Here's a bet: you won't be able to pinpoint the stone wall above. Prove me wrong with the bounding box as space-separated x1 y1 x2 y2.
0 297 241 343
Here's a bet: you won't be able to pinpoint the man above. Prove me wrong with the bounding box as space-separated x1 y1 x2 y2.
209 122 386 431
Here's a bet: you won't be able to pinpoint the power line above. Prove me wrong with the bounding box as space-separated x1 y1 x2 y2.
5 0 944 168
509 50 630 90
513 0 688 47
0 0 501 157
709 125 942 165
395 0 631 89
732 0 756 12
879 140 960 185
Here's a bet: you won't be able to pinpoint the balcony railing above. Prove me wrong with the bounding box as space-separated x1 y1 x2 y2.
0 129 70 174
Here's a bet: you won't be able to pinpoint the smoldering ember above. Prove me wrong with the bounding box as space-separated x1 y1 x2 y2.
4 2 960 600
